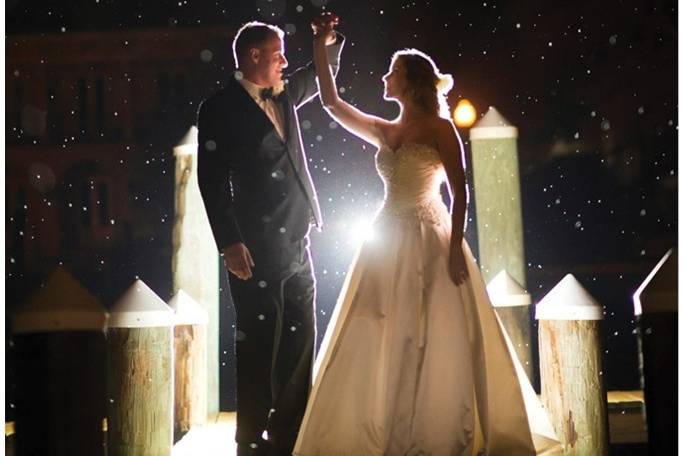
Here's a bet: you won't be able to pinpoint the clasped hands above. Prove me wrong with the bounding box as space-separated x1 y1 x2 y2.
312 11 339 45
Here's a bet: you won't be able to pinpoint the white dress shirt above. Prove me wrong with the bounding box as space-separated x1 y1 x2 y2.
238 76 286 141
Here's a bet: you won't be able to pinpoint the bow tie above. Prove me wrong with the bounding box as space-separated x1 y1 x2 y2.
260 87 279 101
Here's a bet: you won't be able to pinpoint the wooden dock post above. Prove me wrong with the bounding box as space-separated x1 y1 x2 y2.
169 289 209 442
486 269 533 380
12 267 108 456
173 126 220 418
106 279 175 456
633 248 677 454
536 274 609 455
470 107 533 381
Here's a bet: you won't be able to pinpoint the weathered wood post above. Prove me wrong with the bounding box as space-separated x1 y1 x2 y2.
486 269 533 379
173 126 220 418
633 248 677 455
470 107 533 380
169 289 209 442
107 279 175 456
536 274 609 455
12 267 107 456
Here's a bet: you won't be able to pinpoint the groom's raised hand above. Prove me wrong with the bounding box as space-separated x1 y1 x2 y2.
311 12 339 45
222 242 255 280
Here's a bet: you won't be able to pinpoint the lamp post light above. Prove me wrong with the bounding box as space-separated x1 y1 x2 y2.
453 99 477 129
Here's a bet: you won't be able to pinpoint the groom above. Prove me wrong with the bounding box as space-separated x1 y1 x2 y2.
196 15 344 456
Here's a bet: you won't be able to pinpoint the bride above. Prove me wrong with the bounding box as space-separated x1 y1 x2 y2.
295 13 560 456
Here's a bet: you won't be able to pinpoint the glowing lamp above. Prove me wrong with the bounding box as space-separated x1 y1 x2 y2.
349 219 375 246
453 99 477 128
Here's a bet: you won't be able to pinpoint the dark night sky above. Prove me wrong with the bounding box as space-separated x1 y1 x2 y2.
6 0 678 398
7 0 678 177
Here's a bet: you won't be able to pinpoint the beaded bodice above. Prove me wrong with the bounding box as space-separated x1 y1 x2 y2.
375 142 448 224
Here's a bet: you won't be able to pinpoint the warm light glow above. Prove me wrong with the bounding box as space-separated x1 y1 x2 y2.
453 99 477 128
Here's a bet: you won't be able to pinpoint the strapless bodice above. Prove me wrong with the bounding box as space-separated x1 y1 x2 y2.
375 142 447 224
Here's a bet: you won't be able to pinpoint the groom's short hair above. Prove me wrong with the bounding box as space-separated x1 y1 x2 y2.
233 21 285 68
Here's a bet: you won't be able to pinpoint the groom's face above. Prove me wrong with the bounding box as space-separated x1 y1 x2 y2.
255 35 288 88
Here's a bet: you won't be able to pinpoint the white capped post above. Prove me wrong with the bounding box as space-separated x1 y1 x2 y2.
470 107 532 380
536 274 608 455
12 267 107 455
173 125 220 418
535 274 605 321
487 269 532 307
108 279 176 328
106 279 175 456
13 266 108 334
486 270 533 379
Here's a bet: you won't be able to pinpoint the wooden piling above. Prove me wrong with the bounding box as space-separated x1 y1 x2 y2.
470 107 533 380
486 269 533 381
12 267 108 456
536 274 609 455
173 126 220 418
169 289 209 442
633 248 677 455
106 279 175 456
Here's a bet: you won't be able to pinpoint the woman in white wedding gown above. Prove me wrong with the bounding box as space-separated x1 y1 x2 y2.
295 15 560 456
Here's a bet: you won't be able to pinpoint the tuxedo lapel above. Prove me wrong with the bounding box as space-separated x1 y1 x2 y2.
280 94 322 227
225 75 321 227
276 95 291 145
229 75 286 144
280 97 299 161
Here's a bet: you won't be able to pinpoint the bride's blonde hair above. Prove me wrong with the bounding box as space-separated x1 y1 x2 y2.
392 48 453 119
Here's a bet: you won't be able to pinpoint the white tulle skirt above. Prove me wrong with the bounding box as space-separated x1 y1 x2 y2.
294 200 560 456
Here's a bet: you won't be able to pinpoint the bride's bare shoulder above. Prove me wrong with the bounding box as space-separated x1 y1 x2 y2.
376 118 401 143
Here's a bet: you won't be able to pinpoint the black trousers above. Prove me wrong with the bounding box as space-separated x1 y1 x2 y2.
228 237 316 453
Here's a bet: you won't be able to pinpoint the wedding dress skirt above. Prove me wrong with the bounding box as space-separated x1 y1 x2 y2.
294 143 560 455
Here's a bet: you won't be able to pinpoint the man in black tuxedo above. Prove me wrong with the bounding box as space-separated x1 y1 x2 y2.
197 14 343 456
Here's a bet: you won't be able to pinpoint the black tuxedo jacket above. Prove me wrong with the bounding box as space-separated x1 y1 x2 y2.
197 37 344 254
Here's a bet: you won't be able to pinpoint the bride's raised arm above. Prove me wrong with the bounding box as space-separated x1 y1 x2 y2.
313 18 389 149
